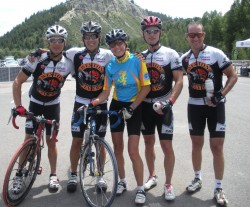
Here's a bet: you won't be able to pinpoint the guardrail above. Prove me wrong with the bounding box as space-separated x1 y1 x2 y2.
0 67 22 82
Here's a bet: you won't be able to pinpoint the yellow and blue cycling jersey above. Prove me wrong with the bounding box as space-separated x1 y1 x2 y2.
104 51 151 102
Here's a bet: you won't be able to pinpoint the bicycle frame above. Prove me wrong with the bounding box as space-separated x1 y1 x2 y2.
75 105 120 207
2 108 59 206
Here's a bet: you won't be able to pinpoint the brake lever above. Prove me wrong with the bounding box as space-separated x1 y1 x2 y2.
7 108 14 125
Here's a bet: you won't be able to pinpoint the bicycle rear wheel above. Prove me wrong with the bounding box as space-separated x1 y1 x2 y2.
79 136 118 207
2 138 41 206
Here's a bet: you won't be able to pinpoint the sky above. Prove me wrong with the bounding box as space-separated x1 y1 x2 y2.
0 0 235 37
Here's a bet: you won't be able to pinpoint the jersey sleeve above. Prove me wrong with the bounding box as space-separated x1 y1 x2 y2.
215 48 231 70
103 62 113 90
140 60 151 86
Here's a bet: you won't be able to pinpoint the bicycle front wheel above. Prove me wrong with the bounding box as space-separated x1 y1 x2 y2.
2 138 41 206
79 136 118 207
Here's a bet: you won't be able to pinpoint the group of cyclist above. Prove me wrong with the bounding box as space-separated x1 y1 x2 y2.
12 15 238 206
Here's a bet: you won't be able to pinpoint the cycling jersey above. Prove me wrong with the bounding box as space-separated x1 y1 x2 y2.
142 46 182 102
103 51 151 102
182 45 231 105
65 47 113 104
22 52 74 105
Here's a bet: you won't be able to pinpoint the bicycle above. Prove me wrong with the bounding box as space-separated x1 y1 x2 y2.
2 108 59 206
73 105 121 207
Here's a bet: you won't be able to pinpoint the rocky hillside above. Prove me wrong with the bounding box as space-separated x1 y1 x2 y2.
60 0 148 46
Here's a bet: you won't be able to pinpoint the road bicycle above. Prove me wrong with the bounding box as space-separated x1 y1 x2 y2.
73 105 120 207
2 108 59 206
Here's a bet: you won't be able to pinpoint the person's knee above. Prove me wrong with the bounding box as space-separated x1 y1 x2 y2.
160 140 173 151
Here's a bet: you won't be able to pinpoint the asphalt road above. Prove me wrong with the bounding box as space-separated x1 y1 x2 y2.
0 76 249 207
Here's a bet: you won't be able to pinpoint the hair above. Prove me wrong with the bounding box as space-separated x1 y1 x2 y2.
186 21 204 33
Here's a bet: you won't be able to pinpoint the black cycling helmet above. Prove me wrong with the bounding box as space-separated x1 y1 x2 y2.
141 16 162 31
80 21 102 35
105 29 127 45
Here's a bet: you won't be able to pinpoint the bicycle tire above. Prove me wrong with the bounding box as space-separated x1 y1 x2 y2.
79 136 118 207
2 138 41 206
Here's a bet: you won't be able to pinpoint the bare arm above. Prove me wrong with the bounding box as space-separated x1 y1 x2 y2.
13 70 29 107
221 65 238 96
92 89 111 106
170 69 183 102
131 85 150 109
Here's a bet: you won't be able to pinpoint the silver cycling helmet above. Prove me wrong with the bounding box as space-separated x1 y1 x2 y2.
105 29 127 45
80 21 102 35
46 25 68 39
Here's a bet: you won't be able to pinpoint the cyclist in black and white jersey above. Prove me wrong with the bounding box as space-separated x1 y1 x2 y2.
182 21 238 206
12 25 74 192
65 21 113 193
140 16 183 201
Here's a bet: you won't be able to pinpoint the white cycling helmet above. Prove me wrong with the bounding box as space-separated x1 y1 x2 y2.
46 25 68 39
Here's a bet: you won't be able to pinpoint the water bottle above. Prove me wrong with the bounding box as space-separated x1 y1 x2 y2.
153 102 162 111
205 78 214 98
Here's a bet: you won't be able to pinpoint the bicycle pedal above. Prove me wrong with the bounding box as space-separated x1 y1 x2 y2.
37 166 42 175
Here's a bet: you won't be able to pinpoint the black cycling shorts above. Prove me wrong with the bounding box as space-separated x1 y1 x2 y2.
109 99 142 136
141 101 174 140
71 102 107 138
26 101 60 136
188 102 225 138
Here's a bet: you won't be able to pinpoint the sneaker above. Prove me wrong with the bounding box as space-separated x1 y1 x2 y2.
96 176 107 192
67 174 77 193
135 190 146 204
186 178 202 192
11 176 23 194
144 175 158 190
164 184 175 201
116 181 127 195
214 188 229 206
49 175 59 190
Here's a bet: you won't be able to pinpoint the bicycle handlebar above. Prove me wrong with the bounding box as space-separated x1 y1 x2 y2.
73 105 121 129
8 108 59 142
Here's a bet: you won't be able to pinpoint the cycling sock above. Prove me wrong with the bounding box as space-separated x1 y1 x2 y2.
71 172 77 176
137 185 144 191
215 179 222 189
120 178 127 184
194 170 202 180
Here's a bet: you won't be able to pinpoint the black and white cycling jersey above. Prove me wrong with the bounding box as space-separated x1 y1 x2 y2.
65 47 113 104
142 46 182 102
182 45 231 104
22 52 74 105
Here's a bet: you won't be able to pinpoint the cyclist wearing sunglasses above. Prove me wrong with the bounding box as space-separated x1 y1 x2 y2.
140 16 183 201
182 21 237 206
65 21 114 193
12 25 74 192
90 28 151 204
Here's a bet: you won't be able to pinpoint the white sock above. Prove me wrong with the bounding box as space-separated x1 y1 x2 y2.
120 178 127 184
215 179 222 189
195 170 202 180
137 185 144 191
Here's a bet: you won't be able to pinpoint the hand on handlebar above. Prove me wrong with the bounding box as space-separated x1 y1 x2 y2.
15 106 27 117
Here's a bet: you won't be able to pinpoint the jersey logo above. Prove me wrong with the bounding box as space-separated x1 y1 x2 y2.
117 71 127 86
77 63 104 91
36 72 64 97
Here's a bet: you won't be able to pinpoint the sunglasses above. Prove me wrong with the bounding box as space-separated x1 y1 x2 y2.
109 41 124 48
187 32 204 38
48 38 65 43
145 29 160 34
83 34 99 40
